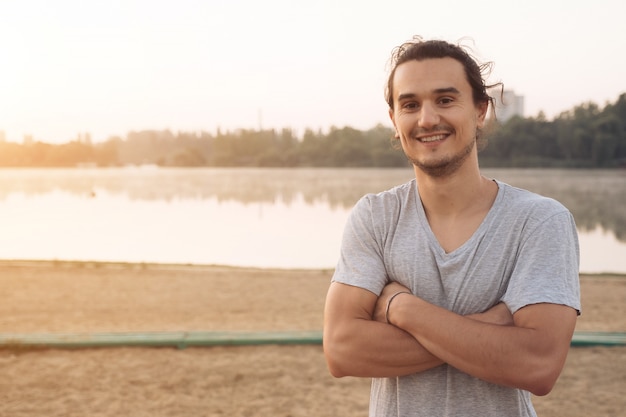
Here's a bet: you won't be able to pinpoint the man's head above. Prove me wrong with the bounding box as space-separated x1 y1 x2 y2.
385 37 502 177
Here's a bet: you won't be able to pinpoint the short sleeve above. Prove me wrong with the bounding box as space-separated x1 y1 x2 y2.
502 210 581 315
331 195 389 296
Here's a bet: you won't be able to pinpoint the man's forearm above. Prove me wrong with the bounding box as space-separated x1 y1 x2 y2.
325 284 515 379
324 317 443 378
323 282 443 378
325 303 511 379
387 294 577 395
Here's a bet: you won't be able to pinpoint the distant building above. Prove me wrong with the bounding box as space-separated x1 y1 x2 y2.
492 89 524 122
77 132 92 144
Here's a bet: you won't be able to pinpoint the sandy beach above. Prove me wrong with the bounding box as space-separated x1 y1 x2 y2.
0 260 624 416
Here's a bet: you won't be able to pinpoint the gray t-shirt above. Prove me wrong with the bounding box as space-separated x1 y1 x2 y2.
332 179 581 417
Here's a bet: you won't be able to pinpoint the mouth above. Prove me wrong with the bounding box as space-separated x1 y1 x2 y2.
417 133 449 143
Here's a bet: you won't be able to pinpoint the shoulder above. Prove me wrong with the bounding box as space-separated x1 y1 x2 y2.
354 179 416 214
346 179 416 235
496 181 570 220
494 181 577 245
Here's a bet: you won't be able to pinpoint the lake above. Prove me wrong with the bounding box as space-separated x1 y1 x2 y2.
0 167 624 274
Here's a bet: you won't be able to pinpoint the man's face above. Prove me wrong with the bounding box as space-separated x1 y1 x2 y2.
389 57 487 178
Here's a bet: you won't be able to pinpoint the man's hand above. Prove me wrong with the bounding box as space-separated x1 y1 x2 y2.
373 281 411 323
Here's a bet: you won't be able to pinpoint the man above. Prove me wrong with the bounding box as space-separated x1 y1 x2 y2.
323 37 580 417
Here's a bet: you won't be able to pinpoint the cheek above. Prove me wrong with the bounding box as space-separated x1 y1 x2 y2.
394 113 416 129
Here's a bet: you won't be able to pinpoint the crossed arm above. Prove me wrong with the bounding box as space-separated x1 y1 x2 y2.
323 281 577 396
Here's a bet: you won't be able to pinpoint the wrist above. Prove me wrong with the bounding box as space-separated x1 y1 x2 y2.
385 291 411 325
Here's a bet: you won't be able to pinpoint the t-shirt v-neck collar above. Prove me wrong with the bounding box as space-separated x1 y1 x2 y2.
413 179 504 259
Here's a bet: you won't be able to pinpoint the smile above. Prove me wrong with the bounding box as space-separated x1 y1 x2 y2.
418 134 448 143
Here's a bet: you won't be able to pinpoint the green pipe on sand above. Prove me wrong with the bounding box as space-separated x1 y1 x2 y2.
0 331 323 349
0 331 623 349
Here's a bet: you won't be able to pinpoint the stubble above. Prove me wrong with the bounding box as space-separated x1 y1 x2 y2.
406 137 476 178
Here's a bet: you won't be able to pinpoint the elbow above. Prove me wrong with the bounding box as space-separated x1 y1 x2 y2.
323 339 350 378
523 363 563 396
326 359 348 379
528 380 555 397
323 324 359 378
527 371 560 397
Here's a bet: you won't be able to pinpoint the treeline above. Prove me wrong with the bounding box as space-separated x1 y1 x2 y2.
0 93 624 168
480 93 626 168
0 125 407 168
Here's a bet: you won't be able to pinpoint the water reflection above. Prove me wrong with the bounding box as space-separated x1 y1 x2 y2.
0 168 624 273
0 167 623 242
0 167 411 209
0 190 348 269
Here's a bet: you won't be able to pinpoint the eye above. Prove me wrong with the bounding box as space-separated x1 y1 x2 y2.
438 97 454 105
401 102 419 111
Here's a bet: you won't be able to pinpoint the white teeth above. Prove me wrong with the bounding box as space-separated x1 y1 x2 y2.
419 134 446 142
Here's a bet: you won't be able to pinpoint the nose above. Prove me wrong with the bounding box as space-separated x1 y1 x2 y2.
418 102 440 128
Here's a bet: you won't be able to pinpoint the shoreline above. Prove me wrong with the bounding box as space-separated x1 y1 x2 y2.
0 259 335 273
0 258 623 278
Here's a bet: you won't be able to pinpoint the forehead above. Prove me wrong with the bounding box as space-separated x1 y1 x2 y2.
392 57 470 97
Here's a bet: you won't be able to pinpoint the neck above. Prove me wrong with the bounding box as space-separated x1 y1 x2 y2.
413 159 494 219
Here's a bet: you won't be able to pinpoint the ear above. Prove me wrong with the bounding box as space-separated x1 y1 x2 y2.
388 108 399 137
476 101 488 128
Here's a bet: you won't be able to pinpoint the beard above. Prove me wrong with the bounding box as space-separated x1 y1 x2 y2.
406 136 476 178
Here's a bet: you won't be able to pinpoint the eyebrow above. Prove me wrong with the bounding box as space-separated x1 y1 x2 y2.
397 87 461 101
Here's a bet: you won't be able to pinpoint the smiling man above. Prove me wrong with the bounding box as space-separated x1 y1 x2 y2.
323 37 581 417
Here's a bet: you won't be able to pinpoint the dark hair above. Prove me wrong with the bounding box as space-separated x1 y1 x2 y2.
385 36 503 147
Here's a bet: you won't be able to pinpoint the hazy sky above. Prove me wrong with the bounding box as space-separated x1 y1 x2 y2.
1 0 624 143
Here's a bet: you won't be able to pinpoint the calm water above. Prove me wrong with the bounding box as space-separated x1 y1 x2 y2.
0 167 624 274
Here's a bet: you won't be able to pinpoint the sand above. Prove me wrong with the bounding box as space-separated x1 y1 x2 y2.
0 260 624 416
